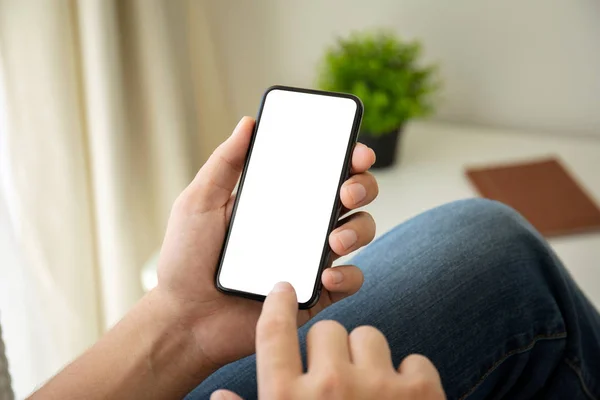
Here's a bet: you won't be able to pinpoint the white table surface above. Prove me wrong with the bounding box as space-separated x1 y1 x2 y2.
358 121 600 307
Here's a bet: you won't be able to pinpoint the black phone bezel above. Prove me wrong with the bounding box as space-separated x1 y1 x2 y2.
214 85 364 309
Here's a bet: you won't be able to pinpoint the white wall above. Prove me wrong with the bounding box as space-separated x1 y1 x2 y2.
206 0 600 137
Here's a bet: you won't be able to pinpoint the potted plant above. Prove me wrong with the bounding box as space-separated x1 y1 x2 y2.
318 32 440 168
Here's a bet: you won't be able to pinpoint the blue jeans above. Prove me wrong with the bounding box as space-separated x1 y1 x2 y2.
187 199 600 399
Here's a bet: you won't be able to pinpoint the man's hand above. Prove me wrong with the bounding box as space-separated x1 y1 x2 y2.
155 117 379 370
212 282 446 400
30 118 379 400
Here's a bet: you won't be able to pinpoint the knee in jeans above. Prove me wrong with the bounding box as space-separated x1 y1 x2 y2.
361 198 548 283
432 198 548 280
438 198 538 242
353 198 556 320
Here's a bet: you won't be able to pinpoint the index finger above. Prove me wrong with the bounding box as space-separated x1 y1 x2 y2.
256 282 303 390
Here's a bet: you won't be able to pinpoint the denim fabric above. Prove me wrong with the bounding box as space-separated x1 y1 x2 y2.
186 199 600 399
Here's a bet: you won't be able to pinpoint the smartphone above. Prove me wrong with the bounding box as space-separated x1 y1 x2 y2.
215 86 363 308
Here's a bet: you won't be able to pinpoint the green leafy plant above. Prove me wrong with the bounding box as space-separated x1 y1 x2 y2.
318 31 440 137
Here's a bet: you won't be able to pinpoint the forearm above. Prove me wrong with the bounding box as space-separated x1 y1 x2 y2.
30 289 216 400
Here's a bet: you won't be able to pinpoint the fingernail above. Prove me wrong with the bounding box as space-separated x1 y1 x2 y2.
356 142 367 151
271 281 293 293
210 391 226 400
370 148 377 166
336 229 358 250
232 117 247 134
345 183 367 205
328 269 344 284
231 116 249 136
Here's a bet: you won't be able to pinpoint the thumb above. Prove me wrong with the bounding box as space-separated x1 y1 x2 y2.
210 389 244 400
190 116 255 210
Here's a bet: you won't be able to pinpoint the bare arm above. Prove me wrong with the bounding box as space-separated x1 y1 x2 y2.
30 289 215 400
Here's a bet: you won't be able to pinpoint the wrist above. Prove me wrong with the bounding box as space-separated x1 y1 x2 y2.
138 288 219 393
30 286 219 399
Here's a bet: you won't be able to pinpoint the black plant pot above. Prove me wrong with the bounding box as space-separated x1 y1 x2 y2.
358 127 402 169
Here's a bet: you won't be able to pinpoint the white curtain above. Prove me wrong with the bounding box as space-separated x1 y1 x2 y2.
0 0 231 396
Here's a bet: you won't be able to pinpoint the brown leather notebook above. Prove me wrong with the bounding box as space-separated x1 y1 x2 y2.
466 158 600 237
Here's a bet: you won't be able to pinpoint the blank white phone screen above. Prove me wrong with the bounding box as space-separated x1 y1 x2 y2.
218 89 359 304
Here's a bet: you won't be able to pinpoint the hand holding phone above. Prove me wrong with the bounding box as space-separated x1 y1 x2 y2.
154 88 377 371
